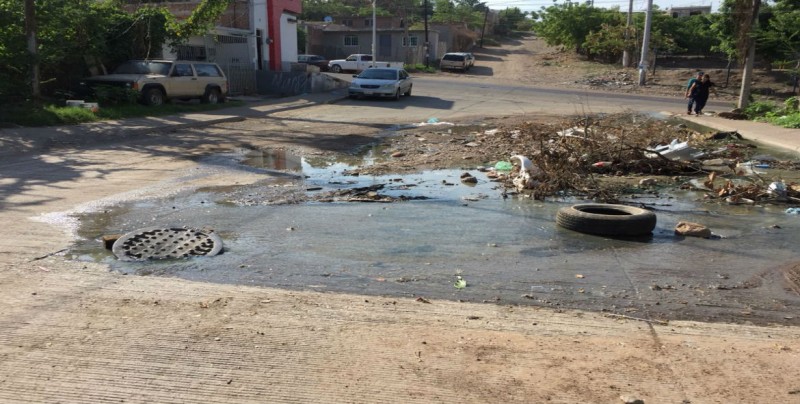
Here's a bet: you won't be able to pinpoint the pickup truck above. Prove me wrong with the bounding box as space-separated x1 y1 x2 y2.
328 54 403 73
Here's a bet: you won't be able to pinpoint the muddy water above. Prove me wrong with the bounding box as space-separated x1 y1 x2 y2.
67 147 800 326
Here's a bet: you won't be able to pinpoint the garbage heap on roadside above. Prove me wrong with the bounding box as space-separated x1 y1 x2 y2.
482 114 800 206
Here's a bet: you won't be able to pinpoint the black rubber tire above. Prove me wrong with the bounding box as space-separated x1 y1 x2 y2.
202 88 221 104
556 204 656 237
394 89 401 100
331 65 342 73
404 85 412 96
143 88 164 106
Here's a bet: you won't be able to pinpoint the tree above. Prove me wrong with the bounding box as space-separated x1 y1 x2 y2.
431 0 484 28
756 0 800 70
0 0 232 100
535 2 616 54
495 7 529 36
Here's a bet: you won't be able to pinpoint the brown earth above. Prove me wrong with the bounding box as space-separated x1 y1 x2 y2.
1 36 800 403
465 35 798 103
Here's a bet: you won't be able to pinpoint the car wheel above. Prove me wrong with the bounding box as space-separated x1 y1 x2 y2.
556 204 656 237
143 88 164 106
331 65 342 73
394 89 401 101
202 88 221 104
404 85 412 97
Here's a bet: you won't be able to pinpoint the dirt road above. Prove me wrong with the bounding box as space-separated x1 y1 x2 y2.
1 38 799 403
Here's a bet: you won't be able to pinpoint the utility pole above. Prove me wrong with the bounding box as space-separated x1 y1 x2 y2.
424 0 429 67
480 6 488 48
637 0 653 86
371 0 376 68
25 0 40 98
622 0 633 68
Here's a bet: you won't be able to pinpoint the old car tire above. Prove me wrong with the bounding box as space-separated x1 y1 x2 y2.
556 204 656 237
143 88 164 106
404 85 412 96
202 88 221 104
331 65 342 73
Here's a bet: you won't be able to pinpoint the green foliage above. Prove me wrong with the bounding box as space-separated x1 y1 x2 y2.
584 24 630 63
495 7 530 36
431 0 484 29
784 96 799 111
405 63 436 73
0 0 177 100
743 100 776 118
0 99 243 128
170 0 231 43
672 14 717 54
534 3 620 54
743 98 800 128
755 1 800 68
93 85 140 106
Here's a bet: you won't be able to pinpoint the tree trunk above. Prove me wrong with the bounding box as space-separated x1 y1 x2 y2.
738 41 756 109
25 0 40 98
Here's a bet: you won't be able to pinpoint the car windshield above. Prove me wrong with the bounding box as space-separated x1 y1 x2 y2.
357 69 397 80
112 61 172 75
443 54 465 61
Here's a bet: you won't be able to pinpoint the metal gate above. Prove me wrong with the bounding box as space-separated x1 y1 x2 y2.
176 33 256 96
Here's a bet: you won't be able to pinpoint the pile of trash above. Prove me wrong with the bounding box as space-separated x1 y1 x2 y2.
577 71 635 88
479 114 800 205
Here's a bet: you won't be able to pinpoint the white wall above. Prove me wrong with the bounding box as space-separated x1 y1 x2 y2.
252 0 269 67
280 14 299 71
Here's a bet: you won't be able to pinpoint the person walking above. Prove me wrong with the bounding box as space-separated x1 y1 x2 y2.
685 71 704 114
686 73 716 115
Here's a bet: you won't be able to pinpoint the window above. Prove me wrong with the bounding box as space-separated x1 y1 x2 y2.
343 19 353 27
173 64 194 77
194 64 222 77
344 36 359 46
365 19 372 27
402 36 419 47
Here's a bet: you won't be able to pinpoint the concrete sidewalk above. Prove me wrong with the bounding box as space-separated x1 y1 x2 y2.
681 114 800 155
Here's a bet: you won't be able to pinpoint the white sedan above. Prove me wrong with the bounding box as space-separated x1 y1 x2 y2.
348 68 413 100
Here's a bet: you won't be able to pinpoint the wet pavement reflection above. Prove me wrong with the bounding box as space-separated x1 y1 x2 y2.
65 145 800 326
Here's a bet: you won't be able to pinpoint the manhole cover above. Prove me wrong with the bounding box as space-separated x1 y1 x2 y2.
112 227 223 261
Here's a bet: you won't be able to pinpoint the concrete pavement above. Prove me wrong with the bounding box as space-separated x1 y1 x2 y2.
682 114 800 155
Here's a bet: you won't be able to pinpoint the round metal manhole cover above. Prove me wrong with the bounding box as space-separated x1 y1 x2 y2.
112 227 223 261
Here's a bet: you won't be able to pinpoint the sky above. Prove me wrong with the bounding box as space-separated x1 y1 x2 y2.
483 0 717 14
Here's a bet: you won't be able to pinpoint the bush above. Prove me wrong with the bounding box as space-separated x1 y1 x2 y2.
743 101 776 119
742 98 800 128
404 63 437 73
93 85 140 106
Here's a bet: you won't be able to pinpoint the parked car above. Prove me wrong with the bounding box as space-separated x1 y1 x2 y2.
440 52 470 72
297 54 330 71
463 52 475 68
348 68 413 100
328 54 404 73
80 60 228 106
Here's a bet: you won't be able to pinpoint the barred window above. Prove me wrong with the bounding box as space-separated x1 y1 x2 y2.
344 35 359 46
402 36 418 47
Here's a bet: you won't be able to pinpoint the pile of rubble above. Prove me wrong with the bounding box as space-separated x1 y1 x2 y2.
479 114 800 205
577 71 635 88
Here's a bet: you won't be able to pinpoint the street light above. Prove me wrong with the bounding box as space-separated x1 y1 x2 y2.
371 0 376 68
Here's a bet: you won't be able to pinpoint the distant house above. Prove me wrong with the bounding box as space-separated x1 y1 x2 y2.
120 0 301 94
304 16 442 65
666 6 712 18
